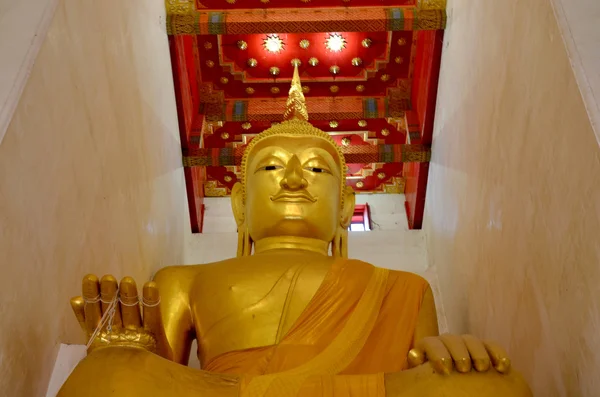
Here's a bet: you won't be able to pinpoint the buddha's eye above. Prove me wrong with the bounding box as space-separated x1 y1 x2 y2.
259 165 283 171
305 167 331 174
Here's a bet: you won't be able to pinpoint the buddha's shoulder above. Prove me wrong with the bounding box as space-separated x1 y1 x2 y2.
347 259 430 288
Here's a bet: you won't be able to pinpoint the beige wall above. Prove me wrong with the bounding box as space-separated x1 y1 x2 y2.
0 0 188 395
425 0 600 396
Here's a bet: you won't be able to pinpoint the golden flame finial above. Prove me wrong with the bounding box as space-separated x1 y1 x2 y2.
283 64 309 122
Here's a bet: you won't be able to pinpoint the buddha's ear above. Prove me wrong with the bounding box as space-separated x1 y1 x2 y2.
340 185 355 228
231 182 245 227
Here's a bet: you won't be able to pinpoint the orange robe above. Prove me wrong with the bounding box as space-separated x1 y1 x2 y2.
203 260 429 396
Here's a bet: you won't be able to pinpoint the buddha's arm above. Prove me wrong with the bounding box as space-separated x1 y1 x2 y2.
153 267 196 365
412 285 440 346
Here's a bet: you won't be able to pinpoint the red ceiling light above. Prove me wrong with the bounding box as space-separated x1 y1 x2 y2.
263 34 285 53
325 33 346 52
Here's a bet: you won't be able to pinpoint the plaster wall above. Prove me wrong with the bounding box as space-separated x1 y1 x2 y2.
425 0 600 396
0 0 187 395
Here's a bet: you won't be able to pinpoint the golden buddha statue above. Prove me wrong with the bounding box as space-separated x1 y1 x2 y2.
59 66 531 397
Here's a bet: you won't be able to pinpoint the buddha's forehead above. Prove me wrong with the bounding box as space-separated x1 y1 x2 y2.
247 135 342 169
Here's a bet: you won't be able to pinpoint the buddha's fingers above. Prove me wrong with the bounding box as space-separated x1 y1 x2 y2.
119 277 142 330
82 274 102 333
407 348 426 368
439 334 472 373
70 296 87 335
100 275 122 329
483 340 511 373
462 334 491 372
416 337 453 375
142 281 162 334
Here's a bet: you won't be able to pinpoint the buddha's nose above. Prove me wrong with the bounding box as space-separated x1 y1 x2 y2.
280 155 308 190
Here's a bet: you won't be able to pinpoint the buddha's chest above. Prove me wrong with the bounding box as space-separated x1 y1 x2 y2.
189 256 332 362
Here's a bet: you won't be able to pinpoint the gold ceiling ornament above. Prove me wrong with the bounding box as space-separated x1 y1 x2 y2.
242 122 252 130
283 64 309 122
356 181 364 188
329 65 340 75
380 74 391 82
223 175 233 182
260 0 270 3
269 66 280 76
263 34 285 53
329 85 339 93
355 84 365 92
351 57 363 67
329 120 339 128
220 76 229 84
226 0 236 4
395 56 404 64
358 120 367 127
300 0 311 3
291 58 302 67
204 42 213 50
245 87 255 95
206 60 215 68
325 33 347 52
361 38 372 48
302 85 310 94
220 132 230 139
247 58 258 67
237 40 248 50
341 137 352 146
397 38 407 46
299 39 310 49
377 172 386 180
308 57 319 67
381 128 390 136
270 86 281 94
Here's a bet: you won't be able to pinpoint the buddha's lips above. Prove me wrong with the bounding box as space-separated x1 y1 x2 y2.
270 191 317 203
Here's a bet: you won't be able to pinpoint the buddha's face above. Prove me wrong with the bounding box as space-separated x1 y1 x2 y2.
233 135 351 244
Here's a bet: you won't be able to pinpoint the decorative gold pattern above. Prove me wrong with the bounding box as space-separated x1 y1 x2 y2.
226 0 236 4
329 120 339 128
397 38 407 46
356 85 365 92
418 0 447 10
224 175 233 182
308 57 319 67
242 122 252 130
299 39 310 49
377 172 386 180
302 86 310 94
206 60 215 68
380 74 390 82
329 65 340 75
204 42 213 50
237 40 248 50
291 58 302 67
395 57 404 64
330 85 339 93
361 38 372 48
269 67 280 76
356 181 364 188
204 180 228 197
341 137 351 146
245 87 255 95
351 58 363 67
270 87 280 94
381 128 390 136
247 58 258 67
358 120 367 127
220 77 229 84
88 329 157 354
283 64 309 122
221 132 230 139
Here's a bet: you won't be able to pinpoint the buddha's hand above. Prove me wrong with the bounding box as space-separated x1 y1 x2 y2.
408 334 511 375
70 275 166 355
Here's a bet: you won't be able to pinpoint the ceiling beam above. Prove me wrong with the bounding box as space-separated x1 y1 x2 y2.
167 7 446 35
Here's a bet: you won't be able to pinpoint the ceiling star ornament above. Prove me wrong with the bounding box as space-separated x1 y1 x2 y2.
291 58 302 67
361 38 372 48
395 57 404 64
220 77 229 84
329 65 340 75
247 58 258 67
377 172 386 179
237 40 248 50
245 87 255 95
356 85 365 92
325 33 347 52
341 137 351 146
242 122 252 130
302 86 310 94
351 57 362 67
224 175 233 182
226 0 236 3
263 34 285 53
220 132 230 139
358 120 367 127
356 181 364 188
271 86 280 94
397 38 407 46
330 85 339 93
308 57 319 67
269 66 280 76
260 0 269 3
206 60 215 68
380 74 391 82
381 128 390 136
329 120 339 128
204 42 213 50
299 39 310 49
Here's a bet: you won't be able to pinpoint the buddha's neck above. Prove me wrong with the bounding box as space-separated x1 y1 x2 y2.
254 236 330 256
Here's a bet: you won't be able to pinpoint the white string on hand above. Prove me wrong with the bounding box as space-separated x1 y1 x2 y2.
86 287 119 349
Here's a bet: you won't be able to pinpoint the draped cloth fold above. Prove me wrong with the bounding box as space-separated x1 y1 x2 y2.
202 260 429 397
